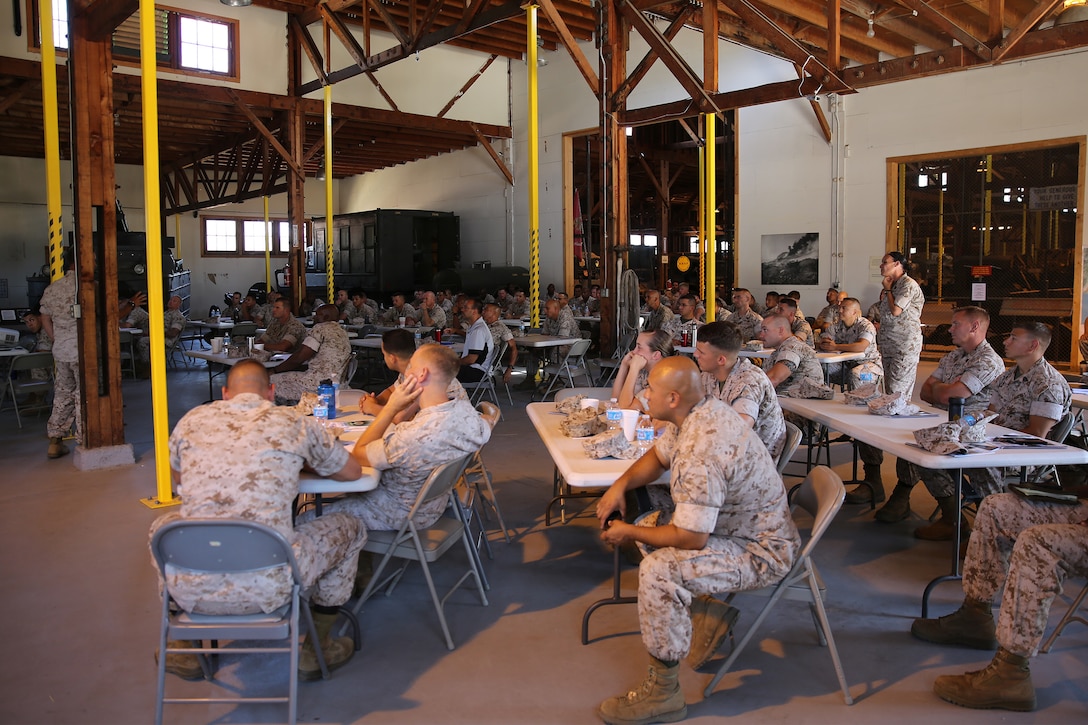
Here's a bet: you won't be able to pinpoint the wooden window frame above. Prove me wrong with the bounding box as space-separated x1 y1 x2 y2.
200 215 295 259
27 1 240 83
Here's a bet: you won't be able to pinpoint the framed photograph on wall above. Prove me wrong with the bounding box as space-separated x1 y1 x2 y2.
761 232 819 285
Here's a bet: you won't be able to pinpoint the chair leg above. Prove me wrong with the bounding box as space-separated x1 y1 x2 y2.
1040 582 1088 653
806 572 853 705
475 455 511 543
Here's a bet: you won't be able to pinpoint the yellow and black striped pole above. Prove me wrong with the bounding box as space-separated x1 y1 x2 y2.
325 85 335 307
704 112 716 322
527 3 540 329
138 0 177 509
40 0 64 280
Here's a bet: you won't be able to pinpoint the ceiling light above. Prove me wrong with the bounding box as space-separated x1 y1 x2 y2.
220 0 252 7
867 13 875 38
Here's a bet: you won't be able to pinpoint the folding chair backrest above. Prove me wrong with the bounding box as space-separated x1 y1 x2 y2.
613 330 636 358
777 422 803 475
10 352 54 374
790 466 845 560
477 402 501 430
151 519 300 582
1048 412 1074 444
412 454 475 509
566 338 592 359
341 354 358 385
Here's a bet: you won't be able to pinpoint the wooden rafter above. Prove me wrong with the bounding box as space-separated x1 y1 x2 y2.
437 54 497 117
225 89 303 177
0 80 29 115
619 0 719 114
470 125 513 185
894 0 992 60
319 6 369 71
992 0 1064 63
795 63 831 142
614 6 694 107
365 0 411 47
290 15 328 85
411 0 449 51
538 0 599 95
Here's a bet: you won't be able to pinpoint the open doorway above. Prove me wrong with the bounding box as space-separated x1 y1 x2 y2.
564 112 737 298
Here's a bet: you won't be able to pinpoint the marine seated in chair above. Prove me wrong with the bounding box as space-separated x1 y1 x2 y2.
358 328 467 422
301 343 490 533
594 357 800 725
911 489 1088 712
150 360 366 681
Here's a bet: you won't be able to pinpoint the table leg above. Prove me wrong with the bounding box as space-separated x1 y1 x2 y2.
581 545 638 644
921 467 964 617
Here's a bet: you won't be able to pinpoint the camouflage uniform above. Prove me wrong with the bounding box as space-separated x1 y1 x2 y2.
790 313 816 348
664 316 703 344
766 336 823 395
570 297 591 316
163 308 188 349
259 315 307 353
338 300 357 321
643 306 674 332
122 306 151 362
963 493 1088 657
820 316 884 389
22 328 54 381
815 303 840 330
876 274 924 397
506 300 531 318
730 308 763 343
866 302 881 326
40 271 80 441
310 398 490 531
634 398 800 662
382 303 417 325
906 340 1005 496
700 359 787 458
419 305 446 330
253 303 274 327
272 321 351 404
151 392 365 614
395 371 467 402
918 356 1071 499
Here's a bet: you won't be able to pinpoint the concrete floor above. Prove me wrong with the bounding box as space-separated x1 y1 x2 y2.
1 360 1085 724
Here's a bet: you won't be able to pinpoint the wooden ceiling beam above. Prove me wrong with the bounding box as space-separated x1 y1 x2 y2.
319 6 369 71
410 0 449 50
992 0 1063 62
471 124 513 185
225 89 303 177
73 0 138 42
538 0 600 95
894 0 991 60
615 6 694 107
364 0 412 46
827 0 841 69
437 54 497 117
752 0 914 57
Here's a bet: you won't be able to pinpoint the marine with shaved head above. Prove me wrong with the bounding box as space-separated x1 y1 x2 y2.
594 357 800 725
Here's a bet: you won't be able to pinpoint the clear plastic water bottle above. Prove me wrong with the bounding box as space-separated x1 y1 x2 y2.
636 414 654 454
605 398 621 432
313 404 329 427
414 328 422 348
859 371 873 385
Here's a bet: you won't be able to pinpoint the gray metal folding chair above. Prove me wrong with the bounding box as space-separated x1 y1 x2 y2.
463 341 507 414
150 518 331 725
704 466 852 705
118 330 137 378
352 453 488 650
1 352 54 428
1040 580 1088 653
460 402 510 554
539 338 594 401
776 421 804 476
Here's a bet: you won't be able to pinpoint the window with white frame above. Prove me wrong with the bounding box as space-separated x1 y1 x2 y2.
33 2 239 80
202 217 293 257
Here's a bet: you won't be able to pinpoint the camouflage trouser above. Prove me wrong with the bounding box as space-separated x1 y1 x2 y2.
634 511 792 662
877 335 921 399
47 360 80 440
301 485 446 533
150 511 366 614
271 370 319 405
824 360 883 392
917 465 1006 499
963 493 1088 657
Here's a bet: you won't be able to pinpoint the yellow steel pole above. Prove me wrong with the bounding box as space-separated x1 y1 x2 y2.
937 180 945 303
697 125 705 300
40 0 64 281
138 0 177 509
704 112 716 322
325 86 335 306
264 196 272 294
527 3 540 329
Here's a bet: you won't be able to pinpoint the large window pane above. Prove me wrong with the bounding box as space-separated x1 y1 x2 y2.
205 219 237 252
243 220 272 253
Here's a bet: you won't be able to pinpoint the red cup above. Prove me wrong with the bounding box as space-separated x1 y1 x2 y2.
434 328 442 343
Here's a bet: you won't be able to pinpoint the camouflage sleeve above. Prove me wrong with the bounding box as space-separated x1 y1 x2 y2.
303 418 351 477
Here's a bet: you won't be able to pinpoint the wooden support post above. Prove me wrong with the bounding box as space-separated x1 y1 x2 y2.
68 7 125 448
286 103 307 312
599 0 627 357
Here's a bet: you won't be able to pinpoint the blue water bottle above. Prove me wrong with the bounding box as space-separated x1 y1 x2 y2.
318 379 337 419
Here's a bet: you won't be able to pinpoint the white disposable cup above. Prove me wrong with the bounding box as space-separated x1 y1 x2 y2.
580 398 599 411
620 409 639 441
252 343 265 352
210 337 223 354
399 317 406 327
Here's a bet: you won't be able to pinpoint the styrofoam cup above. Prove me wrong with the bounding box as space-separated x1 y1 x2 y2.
252 343 265 352
620 409 639 441
211 338 223 354
580 398 599 411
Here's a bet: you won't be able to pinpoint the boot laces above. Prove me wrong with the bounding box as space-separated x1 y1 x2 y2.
623 667 659 702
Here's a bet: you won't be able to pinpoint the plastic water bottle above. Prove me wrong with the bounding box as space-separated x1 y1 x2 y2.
318 379 336 419
605 398 621 432
636 414 654 454
859 372 873 385
313 404 329 427
414 328 422 348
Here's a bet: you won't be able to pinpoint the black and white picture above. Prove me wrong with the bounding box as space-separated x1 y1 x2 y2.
761 232 819 285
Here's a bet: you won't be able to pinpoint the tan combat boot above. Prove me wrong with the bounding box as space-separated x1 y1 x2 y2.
47 437 69 459
687 595 739 670
874 483 913 523
844 464 885 505
933 648 1036 711
911 597 997 650
598 656 687 725
914 495 969 541
299 609 356 681
155 640 204 680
